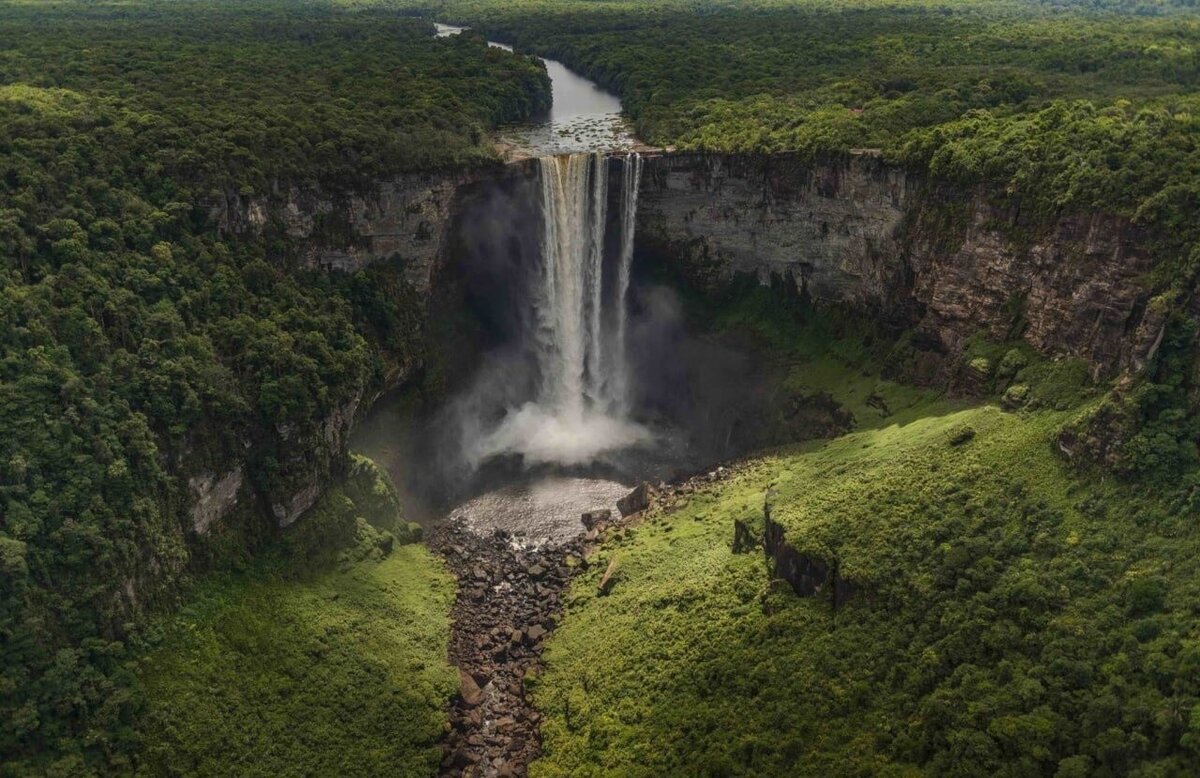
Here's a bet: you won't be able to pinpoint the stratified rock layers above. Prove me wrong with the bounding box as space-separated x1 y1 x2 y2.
638 152 1160 378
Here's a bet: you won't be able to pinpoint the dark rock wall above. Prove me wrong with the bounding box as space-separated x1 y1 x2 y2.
638 152 1162 379
190 149 1167 547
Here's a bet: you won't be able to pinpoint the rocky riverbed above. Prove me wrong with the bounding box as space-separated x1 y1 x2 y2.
424 474 686 777
428 521 581 777
426 492 643 777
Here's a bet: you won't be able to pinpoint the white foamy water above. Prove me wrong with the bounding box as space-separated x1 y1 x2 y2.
612 152 642 411
472 403 649 467
473 152 646 468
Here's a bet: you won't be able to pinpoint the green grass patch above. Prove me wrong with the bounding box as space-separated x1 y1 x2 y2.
133 547 455 777
530 405 1200 777
129 459 456 777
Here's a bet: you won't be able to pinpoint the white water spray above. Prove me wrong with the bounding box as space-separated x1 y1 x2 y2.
474 152 646 466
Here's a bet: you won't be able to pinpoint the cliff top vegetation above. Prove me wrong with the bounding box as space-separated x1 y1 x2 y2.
407 0 1200 275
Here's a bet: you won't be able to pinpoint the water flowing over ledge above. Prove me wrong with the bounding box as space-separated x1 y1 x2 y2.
472 152 648 471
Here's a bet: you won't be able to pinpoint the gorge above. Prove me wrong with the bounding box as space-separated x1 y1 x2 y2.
8 5 1200 776
229 146 1164 538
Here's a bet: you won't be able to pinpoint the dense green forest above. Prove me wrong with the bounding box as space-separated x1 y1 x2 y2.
0 2 548 773
410 0 1200 270
5 0 1200 775
133 456 455 778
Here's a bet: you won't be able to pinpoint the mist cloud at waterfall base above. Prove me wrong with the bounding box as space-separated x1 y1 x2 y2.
470 403 651 468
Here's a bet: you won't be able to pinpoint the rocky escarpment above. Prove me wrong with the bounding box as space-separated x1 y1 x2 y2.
638 152 1162 380
185 149 1171 547
185 162 543 543
211 162 540 294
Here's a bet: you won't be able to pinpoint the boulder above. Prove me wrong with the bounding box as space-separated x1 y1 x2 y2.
581 508 612 529
458 669 484 707
617 483 651 517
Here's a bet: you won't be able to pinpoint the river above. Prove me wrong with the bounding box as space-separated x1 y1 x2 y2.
434 22 638 155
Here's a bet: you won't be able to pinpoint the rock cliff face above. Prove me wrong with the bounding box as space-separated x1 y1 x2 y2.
188 150 1164 539
210 162 537 294
190 162 542 539
638 152 1161 379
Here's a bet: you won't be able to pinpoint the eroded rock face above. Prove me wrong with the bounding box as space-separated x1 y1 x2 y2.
211 161 539 294
907 195 1156 377
639 152 912 311
188 467 244 535
639 152 1159 379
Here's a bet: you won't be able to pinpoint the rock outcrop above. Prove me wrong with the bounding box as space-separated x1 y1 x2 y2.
210 163 535 293
639 152 1159 379
187 468 244 535
762 515 856 609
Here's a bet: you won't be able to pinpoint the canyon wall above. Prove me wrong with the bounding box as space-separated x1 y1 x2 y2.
183 162 543 543
638 152 1164 379
209 162 537 294
184 150 1167 542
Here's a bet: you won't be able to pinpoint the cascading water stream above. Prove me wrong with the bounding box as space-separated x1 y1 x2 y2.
611 152 642 414
473 151 647 467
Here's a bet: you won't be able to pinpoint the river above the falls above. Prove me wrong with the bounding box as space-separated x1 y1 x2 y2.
435 22 639 155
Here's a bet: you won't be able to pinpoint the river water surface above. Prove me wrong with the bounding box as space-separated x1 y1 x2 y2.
435 22 638 155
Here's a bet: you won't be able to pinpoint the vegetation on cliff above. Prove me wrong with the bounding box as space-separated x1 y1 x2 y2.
0 2 547 772
407 0 1200 274
132 457 455 777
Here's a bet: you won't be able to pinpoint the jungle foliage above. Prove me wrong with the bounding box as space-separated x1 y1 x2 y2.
534 401 1200 777
528 283 1200 775
0 2 547 773
131 456 455 778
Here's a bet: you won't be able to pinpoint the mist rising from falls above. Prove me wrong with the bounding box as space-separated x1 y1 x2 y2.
472 152 647 468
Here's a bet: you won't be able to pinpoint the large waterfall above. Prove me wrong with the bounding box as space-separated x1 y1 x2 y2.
474 152 647 467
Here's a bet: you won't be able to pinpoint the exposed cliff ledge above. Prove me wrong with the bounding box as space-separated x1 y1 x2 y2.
209 161 540 294
759 497 857 609
638 152 1161 379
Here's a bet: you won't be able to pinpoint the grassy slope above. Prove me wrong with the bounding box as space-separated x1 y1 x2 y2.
129 462 456 778
530 367 1200 776
133 548 455 777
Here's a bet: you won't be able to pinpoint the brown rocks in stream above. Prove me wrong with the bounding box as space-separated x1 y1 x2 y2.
428 521 592 777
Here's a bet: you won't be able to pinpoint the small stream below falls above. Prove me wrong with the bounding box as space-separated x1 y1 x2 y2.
355 31 678 777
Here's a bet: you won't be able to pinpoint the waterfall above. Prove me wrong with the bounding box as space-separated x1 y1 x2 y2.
534 151 641 418
611 152 642 412
473 151 647 467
